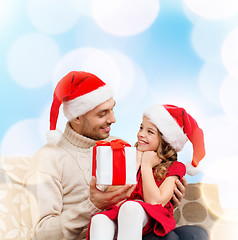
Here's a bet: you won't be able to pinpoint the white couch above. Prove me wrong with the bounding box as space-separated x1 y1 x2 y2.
0 156 232 239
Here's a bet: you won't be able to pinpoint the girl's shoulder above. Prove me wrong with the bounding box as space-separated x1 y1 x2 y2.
166 161 186 179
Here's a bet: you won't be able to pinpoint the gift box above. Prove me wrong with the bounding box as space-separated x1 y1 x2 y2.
90 139 137 185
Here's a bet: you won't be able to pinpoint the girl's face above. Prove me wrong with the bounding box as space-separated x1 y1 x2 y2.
137 116 160 152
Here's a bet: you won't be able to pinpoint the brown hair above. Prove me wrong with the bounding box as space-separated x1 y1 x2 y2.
135 131 177 181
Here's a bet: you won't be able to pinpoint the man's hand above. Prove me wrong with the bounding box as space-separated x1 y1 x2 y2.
172 176 188 209
90 176 135 210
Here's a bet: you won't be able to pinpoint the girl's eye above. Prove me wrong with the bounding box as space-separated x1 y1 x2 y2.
148 130 154 134
140 126 143 130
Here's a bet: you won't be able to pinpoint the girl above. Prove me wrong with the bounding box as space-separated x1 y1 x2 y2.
87 104 205 240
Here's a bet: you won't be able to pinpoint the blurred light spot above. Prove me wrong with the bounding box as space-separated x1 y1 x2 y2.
114 64 148 112
92 0 159 36
105 50 135 101
221 27 238 78
199 62 226 106
191 20 232 61
201 115 238 209
69 0 93 16
182 1 201 23
53 47 121 94
220 75 238 122
0 0 18 29
184 0 238 20
28 0 80 34
200 183 224 219
218 181 238 213
7 33 60 88
0 119 44 156
210 215 238 239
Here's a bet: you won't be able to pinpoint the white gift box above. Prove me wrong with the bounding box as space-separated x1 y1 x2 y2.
90 141 137 185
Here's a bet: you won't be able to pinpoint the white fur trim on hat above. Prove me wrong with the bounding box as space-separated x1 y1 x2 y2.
185 161 200 176
144 104 188 152
46 129 63 145
63 84 113 120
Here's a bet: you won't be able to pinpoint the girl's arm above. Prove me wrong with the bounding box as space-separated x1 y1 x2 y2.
141 151 178 206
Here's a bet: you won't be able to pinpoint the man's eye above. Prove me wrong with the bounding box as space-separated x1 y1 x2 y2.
99 113 106 117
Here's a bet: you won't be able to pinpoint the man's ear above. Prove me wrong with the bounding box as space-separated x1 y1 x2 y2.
70 115 83 133
72 116 82 124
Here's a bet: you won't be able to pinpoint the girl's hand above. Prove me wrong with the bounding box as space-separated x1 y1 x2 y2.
141 151 161 169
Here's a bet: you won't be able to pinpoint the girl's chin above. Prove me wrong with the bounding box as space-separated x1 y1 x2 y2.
137 146 147 152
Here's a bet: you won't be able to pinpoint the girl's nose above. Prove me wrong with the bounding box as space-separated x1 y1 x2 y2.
138 130 145 138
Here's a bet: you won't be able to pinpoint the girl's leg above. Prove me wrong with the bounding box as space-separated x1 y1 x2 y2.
117 201 149 240
90 214 116 240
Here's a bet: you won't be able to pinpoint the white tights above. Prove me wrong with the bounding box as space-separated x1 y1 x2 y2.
90 201 149 240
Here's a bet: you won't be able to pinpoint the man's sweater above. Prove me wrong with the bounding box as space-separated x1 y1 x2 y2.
24 122 115 240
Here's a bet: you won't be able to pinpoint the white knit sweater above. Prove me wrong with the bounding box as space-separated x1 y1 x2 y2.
24 122 115 240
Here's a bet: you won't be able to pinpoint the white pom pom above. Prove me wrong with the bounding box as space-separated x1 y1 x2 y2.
185 161 200 176
46 129 63 145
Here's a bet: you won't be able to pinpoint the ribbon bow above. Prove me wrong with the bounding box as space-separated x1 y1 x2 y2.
95 139 131 149
92 139 131 185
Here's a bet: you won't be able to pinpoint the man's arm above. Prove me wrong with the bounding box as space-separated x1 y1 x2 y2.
172 176 187 209
89 176 135 209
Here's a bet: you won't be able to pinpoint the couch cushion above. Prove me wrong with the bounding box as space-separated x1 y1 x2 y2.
0 156 32 240
174 183 224 236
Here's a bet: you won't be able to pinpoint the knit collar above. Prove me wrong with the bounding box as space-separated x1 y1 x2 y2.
63 122 113 149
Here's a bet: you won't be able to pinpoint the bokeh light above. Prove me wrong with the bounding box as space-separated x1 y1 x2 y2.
91 0 159 36
191 20 232 61
220 75 238 122
0 0 17 29
183 0 238 20
221 27 238 79
0 119 44 157
201 115 238 208
199 61 226 107
28 0 80 34
7 33 60 88
68 0 93 16
210 215 238 239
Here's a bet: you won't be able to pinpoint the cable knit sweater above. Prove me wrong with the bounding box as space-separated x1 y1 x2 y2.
24 122 116 240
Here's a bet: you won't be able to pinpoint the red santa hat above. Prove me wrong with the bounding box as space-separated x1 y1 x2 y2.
143 104 205 176
46 71 113 145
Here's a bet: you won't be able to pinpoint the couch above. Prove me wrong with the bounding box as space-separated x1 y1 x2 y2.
0 156 233 239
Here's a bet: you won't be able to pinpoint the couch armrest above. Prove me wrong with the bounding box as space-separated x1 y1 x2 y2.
174 183 224 236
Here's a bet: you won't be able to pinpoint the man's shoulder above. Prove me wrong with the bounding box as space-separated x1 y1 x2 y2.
31 143 66 164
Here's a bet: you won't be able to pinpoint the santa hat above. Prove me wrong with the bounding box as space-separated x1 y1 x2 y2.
143 104 205 176
46 71 113 145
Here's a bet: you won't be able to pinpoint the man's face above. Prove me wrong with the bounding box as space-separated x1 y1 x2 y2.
76 98 116 140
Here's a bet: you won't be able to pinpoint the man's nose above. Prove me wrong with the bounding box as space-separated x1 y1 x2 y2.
107 111 116 124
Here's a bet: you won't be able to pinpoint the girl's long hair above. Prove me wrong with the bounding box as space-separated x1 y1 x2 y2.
135 131 177 181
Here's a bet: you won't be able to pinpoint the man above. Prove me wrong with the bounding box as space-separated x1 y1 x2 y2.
24 71 208 240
